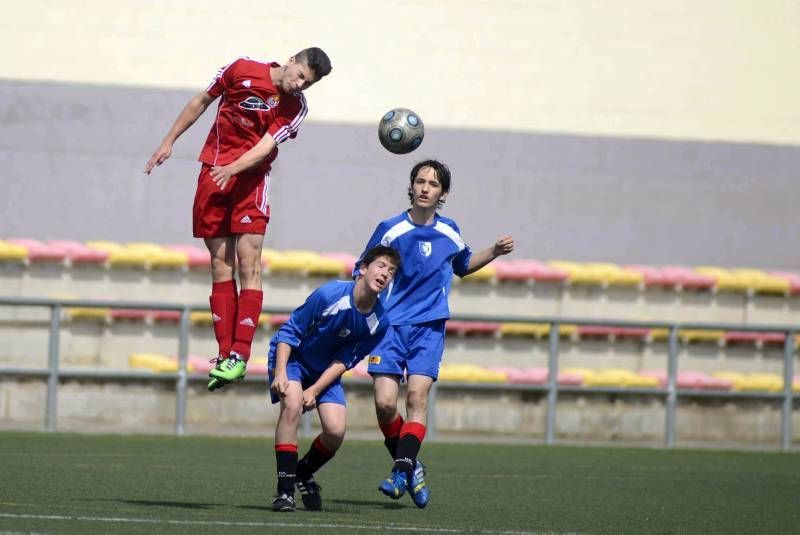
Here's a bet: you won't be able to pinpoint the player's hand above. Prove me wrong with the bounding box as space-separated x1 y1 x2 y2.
493 235 515 257
210 165 235 190
301 389 318 411
271 372 290 398
144 144 172 174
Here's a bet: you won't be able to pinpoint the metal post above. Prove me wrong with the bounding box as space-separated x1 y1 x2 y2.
782 331 795 452
545 322 560 445
174 306 190 435
665 325 679 448
45 304 62 432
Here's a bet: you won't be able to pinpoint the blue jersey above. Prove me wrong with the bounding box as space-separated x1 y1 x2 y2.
355 211 472 325
269 280 389 374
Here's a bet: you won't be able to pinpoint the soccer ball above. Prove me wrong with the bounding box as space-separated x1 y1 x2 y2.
378 108 424 154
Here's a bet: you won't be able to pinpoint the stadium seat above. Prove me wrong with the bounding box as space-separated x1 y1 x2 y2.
188 355 215 373
269 314 290 330
246 357 269 376
548 261 641 287
438 364 505 383
5 238 67 263
86 241 149 268
650 328 725 344
730 269 790 295
152 311 181 323
577 325 650 340
66 306 110 323
0 240 28 262
493 259 568 284
461 264 496 282
623 265 681 287
321 251 358 275
445 320 500 336
640 370 733 391
166 244 211 269
110 309 150 322
768 271 800 295
498 322 577 339
126 243 188 269
189 311 214 325
695 266 753 293
128 352 178 373
48 240 109 264
711 371 747 391
583 368 660 388
262 249 308 274
659 266 716 290
724 331 786 347
736 373 783 393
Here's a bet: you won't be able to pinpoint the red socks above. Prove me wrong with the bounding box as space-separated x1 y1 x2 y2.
209 280 237 358
231 289 263 361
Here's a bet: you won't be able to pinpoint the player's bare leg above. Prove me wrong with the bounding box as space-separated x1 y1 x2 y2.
210 233 264 385
295 403 346 511
273 381 304 512
204 237 237 391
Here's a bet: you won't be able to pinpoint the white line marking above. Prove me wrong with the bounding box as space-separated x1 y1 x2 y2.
0 513 545 534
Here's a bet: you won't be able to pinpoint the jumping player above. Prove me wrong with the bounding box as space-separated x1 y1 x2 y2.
144 49 332 390
268 245 400 512
354 159 514 508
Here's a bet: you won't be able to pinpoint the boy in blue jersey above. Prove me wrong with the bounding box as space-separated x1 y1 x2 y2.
268 245 400 512
355 159 514 508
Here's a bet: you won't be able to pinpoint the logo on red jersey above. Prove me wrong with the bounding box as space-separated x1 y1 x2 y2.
239 95 279 112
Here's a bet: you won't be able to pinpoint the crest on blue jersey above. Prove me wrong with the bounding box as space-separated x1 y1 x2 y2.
418 241 432 257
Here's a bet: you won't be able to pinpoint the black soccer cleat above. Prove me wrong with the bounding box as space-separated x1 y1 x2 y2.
271 492 296 512
296 476 322 511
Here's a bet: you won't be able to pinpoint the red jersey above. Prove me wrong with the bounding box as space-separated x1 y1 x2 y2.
198 57 308 175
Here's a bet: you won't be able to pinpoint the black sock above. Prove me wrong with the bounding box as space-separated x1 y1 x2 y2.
384 435 400 458
393 434 421 480
297 436 335 481
275 449 297 494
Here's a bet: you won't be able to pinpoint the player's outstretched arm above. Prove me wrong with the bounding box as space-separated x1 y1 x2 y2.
209 132 278 190
144 91 216 174
464 235 515 275
301 361 347 411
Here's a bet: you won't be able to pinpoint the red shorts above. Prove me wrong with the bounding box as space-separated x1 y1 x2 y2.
192 164 271 238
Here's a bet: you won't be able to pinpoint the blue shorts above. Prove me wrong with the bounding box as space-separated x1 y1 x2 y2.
366 320 446 381
267 351 347 406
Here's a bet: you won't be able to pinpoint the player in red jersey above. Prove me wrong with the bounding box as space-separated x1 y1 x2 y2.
144 48 332 390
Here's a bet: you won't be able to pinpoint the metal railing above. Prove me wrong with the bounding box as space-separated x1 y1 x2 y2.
0 296 797 449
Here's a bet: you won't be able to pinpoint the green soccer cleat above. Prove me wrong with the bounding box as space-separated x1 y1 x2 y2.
209 353 247 383
207 377 228 392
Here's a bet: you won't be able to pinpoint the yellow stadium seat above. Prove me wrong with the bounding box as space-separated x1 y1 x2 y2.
264 249 310 274
738 373 784 393
730 269 790 295
87 241 149 268
584 263 643 286
462 264 496 282
583 369 659 388
66 306 110 322
712 371 747 391
189 311 214 325
499 322 577 338
438 364 505 383
695 266 751 292
126 242 188 269
0 240 28 262
128 353 178 373
680 329 725 344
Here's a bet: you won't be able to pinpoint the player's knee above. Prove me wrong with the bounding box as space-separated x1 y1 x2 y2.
374 401 397 423
321 429 345 451
406 388 429 413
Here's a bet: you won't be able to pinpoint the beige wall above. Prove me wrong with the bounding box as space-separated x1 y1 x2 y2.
1 0 798 144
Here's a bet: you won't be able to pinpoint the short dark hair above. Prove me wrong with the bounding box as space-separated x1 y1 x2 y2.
296 47 332 80
408 159 451 207
360 245 401 271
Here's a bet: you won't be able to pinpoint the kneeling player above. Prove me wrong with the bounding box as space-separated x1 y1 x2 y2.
269 245 400 512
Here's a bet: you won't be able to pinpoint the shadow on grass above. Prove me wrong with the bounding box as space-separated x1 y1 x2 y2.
90 498 216 510
237 499 404 513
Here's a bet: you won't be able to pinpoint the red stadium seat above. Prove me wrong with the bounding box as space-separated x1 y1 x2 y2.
623 264 681 287
769 271 800 295
269 314 290 329
445 321 500 336
48 239 109 264
659 266 716 290
724 331 786 347
321 252 358 275
166 244 211 269
577 325 650 340
110 309 150 321
152 311 182 323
